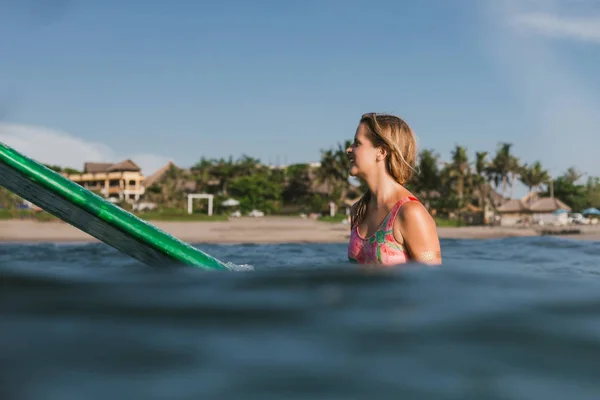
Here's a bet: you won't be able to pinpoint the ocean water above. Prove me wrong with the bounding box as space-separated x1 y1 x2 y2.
1 237 600 400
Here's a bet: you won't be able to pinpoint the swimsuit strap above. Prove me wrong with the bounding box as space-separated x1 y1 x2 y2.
381 196 420 231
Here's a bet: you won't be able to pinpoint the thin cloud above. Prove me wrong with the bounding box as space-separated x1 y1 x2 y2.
479 0 600 184
0 123 172 176
511 13 600 43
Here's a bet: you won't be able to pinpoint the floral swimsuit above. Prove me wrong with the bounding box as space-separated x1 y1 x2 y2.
347 196 419 265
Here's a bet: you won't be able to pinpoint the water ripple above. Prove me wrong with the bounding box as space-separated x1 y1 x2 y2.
1 238 600 399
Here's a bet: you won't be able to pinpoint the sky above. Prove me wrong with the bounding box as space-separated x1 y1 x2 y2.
0 0 599 197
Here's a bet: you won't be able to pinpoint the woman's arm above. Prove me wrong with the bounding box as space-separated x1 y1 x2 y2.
397 202 442 265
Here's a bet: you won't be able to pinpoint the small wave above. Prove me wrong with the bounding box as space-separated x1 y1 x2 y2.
224 262 255 272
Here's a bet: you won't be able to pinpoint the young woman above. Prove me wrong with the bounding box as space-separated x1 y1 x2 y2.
347 113 441 266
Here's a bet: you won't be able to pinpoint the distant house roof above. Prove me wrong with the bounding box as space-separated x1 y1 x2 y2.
83 160 141 174
107 159 141 172
497 196 571 213
143 161 179 187
497 199 529 213
84 162 114 173
529 197 571 213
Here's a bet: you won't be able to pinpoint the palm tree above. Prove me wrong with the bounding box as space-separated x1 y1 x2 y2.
316 140 352 206
411 149 441 204
487 142 515 198
508 155 522 199
519 161 549 195
448 145 470 205
473 151 489 208
564 167 584 184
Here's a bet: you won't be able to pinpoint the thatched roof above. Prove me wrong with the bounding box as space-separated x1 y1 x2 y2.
521 191 539 206
497 199 528 213
143 161 179 187
107 159 141 172
83 160 141 174
529 197 571 213
497 196 571 213
84 162 113 173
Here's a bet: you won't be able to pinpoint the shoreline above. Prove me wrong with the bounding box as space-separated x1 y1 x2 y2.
1 217 599 243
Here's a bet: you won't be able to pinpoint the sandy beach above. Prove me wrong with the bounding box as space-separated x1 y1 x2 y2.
1 217 599 243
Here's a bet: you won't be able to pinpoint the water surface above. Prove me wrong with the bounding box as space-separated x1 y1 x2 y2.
1 237 600 399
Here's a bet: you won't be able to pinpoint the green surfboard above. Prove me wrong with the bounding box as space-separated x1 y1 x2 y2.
0 142 229 270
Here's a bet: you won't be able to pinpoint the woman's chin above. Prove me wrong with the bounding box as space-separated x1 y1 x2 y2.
348 165 359 176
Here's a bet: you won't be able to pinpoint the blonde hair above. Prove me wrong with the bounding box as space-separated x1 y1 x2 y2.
350 112 418 228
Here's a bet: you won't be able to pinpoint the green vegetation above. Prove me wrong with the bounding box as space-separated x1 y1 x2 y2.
1 141 599 224
434 217 464 228
319 215 348 223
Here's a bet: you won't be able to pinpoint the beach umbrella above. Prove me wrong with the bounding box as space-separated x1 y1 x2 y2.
222 198 240 207
582 208 600 216
553 209 569 215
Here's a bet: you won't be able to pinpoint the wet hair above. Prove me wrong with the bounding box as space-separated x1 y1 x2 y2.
350 112 418 228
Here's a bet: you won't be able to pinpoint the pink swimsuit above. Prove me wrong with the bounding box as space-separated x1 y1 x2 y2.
347 196 419 265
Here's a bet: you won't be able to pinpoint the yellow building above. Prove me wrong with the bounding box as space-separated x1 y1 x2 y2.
63 160 145 202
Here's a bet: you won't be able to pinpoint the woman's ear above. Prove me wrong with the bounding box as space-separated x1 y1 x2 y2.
376 147 388 161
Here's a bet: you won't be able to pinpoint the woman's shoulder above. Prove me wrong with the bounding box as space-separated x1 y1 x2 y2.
397 198 428 219
395 196 435 231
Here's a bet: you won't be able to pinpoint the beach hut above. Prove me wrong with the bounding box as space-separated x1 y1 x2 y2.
496 199 529 226
528 197 571 225
496 196 572 226
529 197 571 214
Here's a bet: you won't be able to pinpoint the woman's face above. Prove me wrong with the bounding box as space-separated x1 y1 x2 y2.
346 123 379 178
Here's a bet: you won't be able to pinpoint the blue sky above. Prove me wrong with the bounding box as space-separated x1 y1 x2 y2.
1 0 599 195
